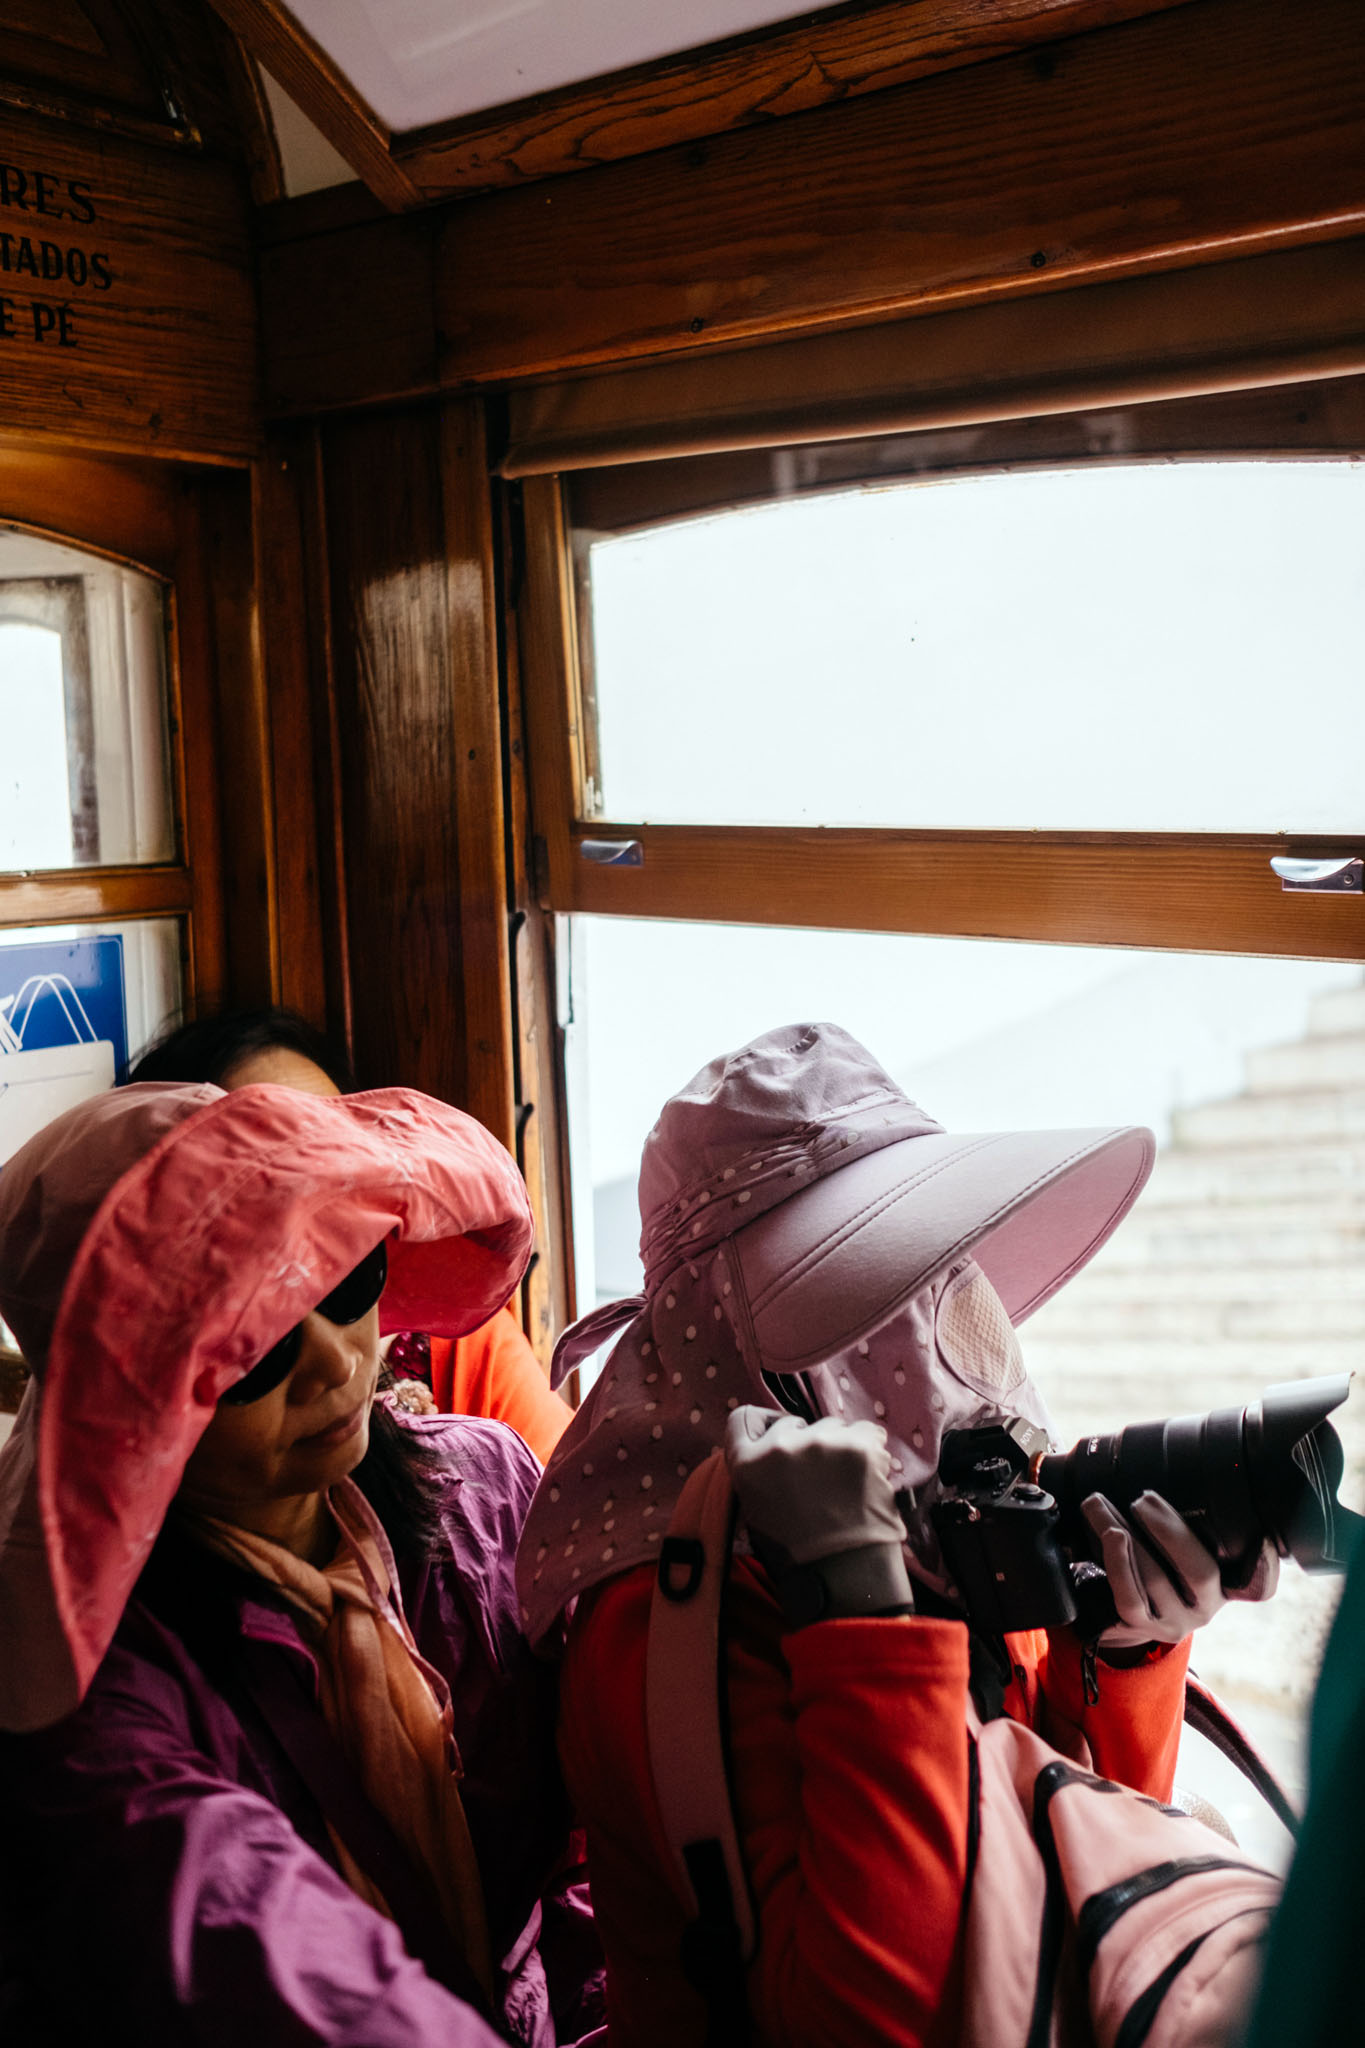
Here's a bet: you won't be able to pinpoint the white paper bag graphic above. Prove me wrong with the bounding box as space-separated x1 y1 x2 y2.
0 975 116 1167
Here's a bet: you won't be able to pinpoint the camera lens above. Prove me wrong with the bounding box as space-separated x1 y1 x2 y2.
1037 1373 1360 1587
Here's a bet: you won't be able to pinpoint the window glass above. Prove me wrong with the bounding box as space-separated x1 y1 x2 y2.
570 914 1365 1861
0 527 174 869
581 461 1365 832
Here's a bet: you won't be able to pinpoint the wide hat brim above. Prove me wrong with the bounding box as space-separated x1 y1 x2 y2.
0 1081 533 1730
731 1124 1154 1372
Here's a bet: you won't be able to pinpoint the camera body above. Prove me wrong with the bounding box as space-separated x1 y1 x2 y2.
930 1418 1087 1637
929 1375 1359 1639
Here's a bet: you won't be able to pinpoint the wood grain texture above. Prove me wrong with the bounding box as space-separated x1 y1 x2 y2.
516 475 585 908
432 0 1365 384
510 905 574 1365
398 0 1196 198
163 485 230 1012
559 825 1365 964
507 237 1365 478
201 468 279 1006
0 863 193 926
504 478 576 1366
0 438 186 570
0 106 256 459
221 44 287 207
440 397 516 1151
253 424 331 1025
204 0 418 210
261 209 437 418
0 452 232 1017
320 407 468 1102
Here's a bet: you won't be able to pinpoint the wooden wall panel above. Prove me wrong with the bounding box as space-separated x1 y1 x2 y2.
260 0 1365 410
249 404 523 1144
440 399 516 1151
261 207 436 419
199 468 278 1005
434 0 1365 383
0 106 256 458
500 475 575 1365
321 408 467 1101
254 423 336 1028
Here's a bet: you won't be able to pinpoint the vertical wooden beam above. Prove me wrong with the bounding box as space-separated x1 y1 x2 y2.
254 426 331 1025
200 469 280 1006
440 398 516 1151
320 406 468 1102
501 478 575 1367
167 482 230 1014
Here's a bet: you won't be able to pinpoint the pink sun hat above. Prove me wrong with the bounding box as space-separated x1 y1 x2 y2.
518 1021 1154 1644
0 1080 534 1731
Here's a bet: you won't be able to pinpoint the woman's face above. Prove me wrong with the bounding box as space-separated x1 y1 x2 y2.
178 1302 382 1521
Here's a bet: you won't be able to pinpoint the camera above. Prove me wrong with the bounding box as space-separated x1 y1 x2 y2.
929 1374 1362 1638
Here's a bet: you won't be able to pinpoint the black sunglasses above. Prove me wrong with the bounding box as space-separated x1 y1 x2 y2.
220 1240 389 1407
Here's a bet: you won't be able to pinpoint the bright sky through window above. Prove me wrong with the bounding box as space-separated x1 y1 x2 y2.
0 623 71 870
587 462 1365 833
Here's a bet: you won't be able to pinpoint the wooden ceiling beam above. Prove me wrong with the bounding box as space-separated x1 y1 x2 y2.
259 0 1365 411
204 0 419 210
394 0 1199 199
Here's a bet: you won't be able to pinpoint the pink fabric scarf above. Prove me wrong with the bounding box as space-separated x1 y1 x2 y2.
191 1477 493 1997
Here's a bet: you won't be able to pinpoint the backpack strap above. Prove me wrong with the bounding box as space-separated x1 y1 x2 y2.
1183 1673 1299 1837
646 1450 757 2046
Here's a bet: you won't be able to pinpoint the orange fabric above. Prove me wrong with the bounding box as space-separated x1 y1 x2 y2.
559 1561 1190 2048
429 1308 571 1466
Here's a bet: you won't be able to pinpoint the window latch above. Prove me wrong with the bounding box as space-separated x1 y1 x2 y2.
1270 857 1363 894
579 838 644 867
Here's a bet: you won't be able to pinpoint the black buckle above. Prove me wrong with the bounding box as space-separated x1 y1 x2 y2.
659 1535 705 1602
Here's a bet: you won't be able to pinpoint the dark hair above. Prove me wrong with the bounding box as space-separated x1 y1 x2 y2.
123 1006 355 1094
125 1007 444 1554
353 1402 447 1556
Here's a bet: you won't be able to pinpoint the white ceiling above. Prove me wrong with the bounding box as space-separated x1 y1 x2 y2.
286 0 812 134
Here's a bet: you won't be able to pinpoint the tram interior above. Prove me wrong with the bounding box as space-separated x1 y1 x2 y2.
0 0 1362 2031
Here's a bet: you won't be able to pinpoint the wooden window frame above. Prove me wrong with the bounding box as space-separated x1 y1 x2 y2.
518 378 1365 967
0 446 232 1052
0 447 243 1411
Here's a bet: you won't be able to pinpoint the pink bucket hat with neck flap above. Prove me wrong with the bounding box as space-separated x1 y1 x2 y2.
0 1080 534 1732
518 1022 1154 1642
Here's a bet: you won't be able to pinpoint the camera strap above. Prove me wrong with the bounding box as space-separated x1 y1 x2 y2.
1182 1674 1300 1837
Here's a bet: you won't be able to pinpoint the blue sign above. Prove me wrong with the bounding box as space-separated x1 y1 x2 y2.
0 935 128 1165
0 934 128 1073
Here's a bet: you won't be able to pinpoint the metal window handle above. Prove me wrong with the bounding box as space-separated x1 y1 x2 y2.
1270 857 1363 894
579 838 644 867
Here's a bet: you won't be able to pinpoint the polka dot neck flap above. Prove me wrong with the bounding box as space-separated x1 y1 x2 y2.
517 1022 1154 1643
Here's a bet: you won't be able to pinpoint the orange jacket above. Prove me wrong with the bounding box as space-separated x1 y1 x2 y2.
559 1557 1190 2048
429 1308 572 1465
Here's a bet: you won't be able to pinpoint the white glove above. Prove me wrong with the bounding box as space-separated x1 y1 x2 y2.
1081 1490 1280 1650
724 1407 913 1625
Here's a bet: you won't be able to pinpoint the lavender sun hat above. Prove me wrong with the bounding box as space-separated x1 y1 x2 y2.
517 1022 1154 1642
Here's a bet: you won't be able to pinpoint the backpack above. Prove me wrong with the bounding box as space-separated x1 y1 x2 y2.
645 1450 1287 2048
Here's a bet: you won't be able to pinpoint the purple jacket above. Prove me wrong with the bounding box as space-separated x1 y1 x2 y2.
0 1414 603 2047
